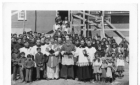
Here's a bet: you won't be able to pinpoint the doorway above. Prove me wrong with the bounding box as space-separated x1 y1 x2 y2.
58 11 68 20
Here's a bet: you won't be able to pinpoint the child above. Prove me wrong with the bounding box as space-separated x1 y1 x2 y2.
11 48 20 82
101 59 107 83
35 48 44 80
92 52 102 82
116 54 125 78
18 52 27 82
106 59 113 83
25 54 35 83
111 53 117 81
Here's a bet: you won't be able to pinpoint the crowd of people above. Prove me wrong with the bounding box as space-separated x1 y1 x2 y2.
11 14 129 84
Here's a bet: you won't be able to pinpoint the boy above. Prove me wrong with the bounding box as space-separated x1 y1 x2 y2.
35 48 44 80
25 54 35 83
18 52 26 82
11 48 20 82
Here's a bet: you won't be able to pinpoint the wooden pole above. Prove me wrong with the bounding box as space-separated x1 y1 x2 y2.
101 11 105 39
83 11 86 37
87 11 89 37
35 10 37 32
68 10 70 22
23 10 25 32
70 11 73 33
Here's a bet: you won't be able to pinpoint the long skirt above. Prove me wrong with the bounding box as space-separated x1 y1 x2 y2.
77 66 91 81
60 65 74 79
47 65 59 79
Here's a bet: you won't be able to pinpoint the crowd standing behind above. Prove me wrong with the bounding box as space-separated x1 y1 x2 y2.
11 15 129 84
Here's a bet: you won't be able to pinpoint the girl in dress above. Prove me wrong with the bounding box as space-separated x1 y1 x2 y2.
116 53 125 78
101 59 107 83
92 52 102 82
106 59 113 83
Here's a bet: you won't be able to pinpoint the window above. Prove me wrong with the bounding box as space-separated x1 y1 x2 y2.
111 15 129 24
18 10 26 20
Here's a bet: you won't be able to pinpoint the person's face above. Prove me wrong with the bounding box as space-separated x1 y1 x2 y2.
97 41 100 44
14 34 17 38
30 31 33 34
112 54 115 57
23 36 26 39
41 38 45 44
45 39 49 44
107 38 111 41
58 32 61 36
21 54 25 57
80 40 85 46
31 38 35 42
119 44 123 48
101 42 104 45
36 40 41 46
37 49 41 53
105 41 109 45
19 34 23 38
50 38 54 44
65 17 68 20
66 36 69 41
75 41 79 45
95 53 98 58
113 44 116 48
24 42 29 47
92 40 96 44
123 38 126 41
87 41 92 46
58 38 62 44
11 38 15 42
54 40 58 44
98 46 101 50
103 38 106 42
64 31 67 35
34 33 37 36
17 39 22 43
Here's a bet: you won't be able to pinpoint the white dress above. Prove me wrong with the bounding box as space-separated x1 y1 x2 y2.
106 63 112 78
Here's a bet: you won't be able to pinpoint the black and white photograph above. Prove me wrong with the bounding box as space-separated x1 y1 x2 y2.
3 3 138 85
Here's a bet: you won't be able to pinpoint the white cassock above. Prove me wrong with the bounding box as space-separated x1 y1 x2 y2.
31 45 39 57
19 47 32 58
74 46 80 58
85 47 96 63
45 44 60 79
41 44 49 55
76 47 89 66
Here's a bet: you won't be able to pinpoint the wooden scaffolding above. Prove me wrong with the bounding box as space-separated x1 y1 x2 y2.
68 11 129 43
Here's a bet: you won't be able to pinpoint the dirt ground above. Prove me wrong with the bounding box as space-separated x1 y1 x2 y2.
12 63 129 85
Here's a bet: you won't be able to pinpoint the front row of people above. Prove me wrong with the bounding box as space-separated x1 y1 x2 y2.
12 39 125 84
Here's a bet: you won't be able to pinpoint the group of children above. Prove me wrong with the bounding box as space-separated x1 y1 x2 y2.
92 52 125 83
